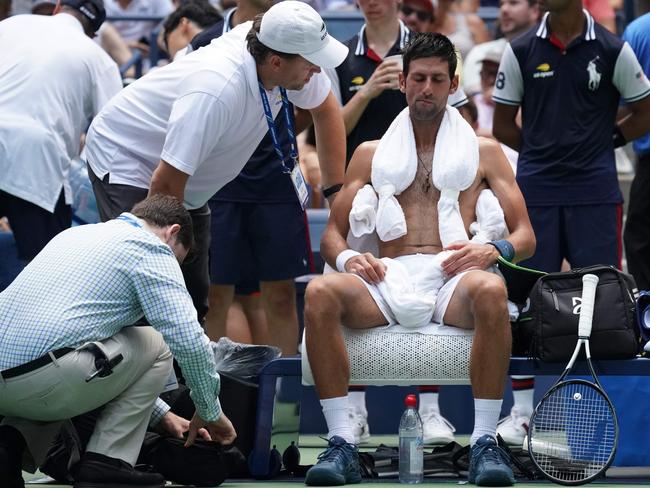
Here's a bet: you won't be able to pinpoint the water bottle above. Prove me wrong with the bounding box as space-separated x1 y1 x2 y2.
399 394 424 484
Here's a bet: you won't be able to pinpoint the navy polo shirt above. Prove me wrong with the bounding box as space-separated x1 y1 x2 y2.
493 10 650 206
330 21 468 165
189 9 297 204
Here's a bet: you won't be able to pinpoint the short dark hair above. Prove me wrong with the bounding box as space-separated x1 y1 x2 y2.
131 195 194 250
403 33 458 80
246 14 299 64
163 1 222 50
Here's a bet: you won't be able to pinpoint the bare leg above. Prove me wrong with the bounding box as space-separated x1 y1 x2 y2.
304 274 388 400
260 279 299 357
225 298 252 344
205 284 234 341
442 271 511 399
238 293 269 345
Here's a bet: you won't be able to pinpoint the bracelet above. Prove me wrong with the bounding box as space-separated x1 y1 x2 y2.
336 249 361 273
488 239 515 262
613 125 627 149
322 183 343 198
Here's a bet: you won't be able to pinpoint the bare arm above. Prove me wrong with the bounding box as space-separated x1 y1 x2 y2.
309 91 346 204
618 95 650 143
294 107 313 135
148 160 190 201
493 102 521 152
467 14 491 44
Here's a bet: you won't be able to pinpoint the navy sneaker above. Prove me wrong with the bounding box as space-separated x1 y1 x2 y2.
468 435 515 486
305 436 362 486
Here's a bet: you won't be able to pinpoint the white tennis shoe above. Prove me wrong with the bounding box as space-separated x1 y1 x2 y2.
496 408 531 446
348 407 370 444
420 409 456 444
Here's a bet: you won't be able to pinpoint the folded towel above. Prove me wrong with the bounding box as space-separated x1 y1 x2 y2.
469 189 507 244
349 184 378 237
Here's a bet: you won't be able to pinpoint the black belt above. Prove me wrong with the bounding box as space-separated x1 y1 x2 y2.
0 348 74 380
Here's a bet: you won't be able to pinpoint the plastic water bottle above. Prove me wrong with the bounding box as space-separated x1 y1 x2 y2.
399 394 423 484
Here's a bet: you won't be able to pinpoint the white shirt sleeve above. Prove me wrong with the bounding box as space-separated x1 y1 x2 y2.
287 70 331 110
161 92 230 176
613 42 650 103
492 43 523 106
324 67 343 105
449 87 468 107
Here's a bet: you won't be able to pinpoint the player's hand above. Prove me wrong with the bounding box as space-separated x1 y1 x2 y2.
344 252 387 284
360 59 402 100
158 411 211 441
441 242 500 277
185 412 237 447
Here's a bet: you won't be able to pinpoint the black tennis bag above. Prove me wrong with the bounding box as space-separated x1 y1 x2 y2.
514 265 639 362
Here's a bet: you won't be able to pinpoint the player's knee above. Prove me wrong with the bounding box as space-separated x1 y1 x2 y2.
468 274 508 312
304 276 341 324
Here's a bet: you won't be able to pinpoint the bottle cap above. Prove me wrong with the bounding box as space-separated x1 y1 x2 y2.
405 394 417 408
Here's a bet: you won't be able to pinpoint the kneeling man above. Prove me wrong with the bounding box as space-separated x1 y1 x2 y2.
304 33 535 487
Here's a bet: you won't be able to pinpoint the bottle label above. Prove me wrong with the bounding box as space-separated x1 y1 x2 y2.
410 438 423 474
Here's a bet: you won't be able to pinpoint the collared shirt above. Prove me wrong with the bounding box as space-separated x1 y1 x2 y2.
189 9 299 204
0 13 122 213
327 21 469 165
622 13 650 156
0 214 222 421
493 11 650 206
104 0 174 42
85 21 330 210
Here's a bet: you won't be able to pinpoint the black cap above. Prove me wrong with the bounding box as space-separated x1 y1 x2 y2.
60 0 106 33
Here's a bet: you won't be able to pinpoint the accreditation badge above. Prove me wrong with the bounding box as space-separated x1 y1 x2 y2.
290 161 309 210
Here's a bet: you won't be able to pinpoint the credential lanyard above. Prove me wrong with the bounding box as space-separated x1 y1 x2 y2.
116 214 143 229
258 82 298 173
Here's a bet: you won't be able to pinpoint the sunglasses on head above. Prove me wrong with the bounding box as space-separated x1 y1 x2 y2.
401 5 433 22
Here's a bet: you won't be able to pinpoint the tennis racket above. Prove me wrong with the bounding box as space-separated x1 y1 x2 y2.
527 274 618 485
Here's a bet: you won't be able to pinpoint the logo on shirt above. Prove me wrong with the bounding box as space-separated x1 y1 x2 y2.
587 56 601 91
348 76 365 92
533 63 554 78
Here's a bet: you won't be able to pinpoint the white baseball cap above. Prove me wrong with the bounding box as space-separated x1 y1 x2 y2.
257 1 349 69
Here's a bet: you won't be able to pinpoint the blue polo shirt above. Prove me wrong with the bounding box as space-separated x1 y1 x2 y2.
188 9 297 204
622 13 650 156
493 10 650 206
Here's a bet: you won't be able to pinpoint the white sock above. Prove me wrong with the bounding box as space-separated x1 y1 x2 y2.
470 398 503 446
321 396 355 444
511 375 534 415
418 392 440 413
348 390 366 412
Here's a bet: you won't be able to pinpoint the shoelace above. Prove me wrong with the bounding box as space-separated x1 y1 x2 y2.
473 442 510 466
317 437 358 465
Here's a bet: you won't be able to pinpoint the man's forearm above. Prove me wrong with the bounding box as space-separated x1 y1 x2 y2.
312 102 346 191
618 110 650 143
148 159 188 201
341 90 371 135
493 122 521 152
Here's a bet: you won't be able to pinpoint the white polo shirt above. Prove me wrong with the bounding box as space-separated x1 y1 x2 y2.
85 21 331 210
104 0 174 42
0 13 122 213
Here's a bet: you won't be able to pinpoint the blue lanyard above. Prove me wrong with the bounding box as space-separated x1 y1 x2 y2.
116 214 143 228
258 82 299 174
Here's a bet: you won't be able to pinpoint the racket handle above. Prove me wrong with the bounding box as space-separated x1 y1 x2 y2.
578 274 599 338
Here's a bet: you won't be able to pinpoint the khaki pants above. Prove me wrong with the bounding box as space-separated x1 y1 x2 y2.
0 326 172 471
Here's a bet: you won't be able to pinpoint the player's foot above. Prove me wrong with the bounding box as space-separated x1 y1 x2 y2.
305 436 362 486
468 435 515 486
496 408 530 446
420 408 456 444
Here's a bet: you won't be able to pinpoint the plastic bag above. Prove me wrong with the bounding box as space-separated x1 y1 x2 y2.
70 158 100 225
210 337 281 383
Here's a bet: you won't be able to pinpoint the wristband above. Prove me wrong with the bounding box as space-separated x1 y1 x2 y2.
323 184 343 198
488 239 515 262
613 125 627 149
336 249 361 273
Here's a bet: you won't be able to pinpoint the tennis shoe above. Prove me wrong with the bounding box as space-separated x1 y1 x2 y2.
469 435 515 486
420 408 456 444
348 407 370 444
305 436 362 486
496 408 530 447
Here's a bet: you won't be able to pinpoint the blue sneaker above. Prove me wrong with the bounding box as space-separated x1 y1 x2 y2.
468 435 515 486
305 436 362 486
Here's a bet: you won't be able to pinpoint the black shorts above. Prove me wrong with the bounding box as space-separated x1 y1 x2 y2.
209 200 311 285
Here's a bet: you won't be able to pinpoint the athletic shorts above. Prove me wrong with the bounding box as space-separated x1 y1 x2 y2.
209 200 311 285
521 204 622 273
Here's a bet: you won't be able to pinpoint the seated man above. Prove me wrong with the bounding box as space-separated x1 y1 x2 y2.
0 195 236 488
303 33 535 486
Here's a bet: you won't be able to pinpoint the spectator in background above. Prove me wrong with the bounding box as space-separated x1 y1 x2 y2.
463 0 539 95
0 0 122 263
583 0 616 33
104 0 174 53
431 0 490 58
623 12 650 290
399 0 436 33
326 0 470 445
162 1 221 58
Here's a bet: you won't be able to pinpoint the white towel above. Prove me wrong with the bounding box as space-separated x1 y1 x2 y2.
349 184 378 238
469 189 508 244
369 105 479 245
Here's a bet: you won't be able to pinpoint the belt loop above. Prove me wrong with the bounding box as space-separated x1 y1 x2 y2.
48 351 60 367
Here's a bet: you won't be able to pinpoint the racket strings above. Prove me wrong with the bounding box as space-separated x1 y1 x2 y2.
530 382 616 483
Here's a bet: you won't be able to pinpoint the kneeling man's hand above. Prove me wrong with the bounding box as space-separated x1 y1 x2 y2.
345 252 387 284
185 411 237 447
442 242 500 276
158 410 211 441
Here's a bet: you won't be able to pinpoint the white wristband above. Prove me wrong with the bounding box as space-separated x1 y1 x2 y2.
335 249 361 273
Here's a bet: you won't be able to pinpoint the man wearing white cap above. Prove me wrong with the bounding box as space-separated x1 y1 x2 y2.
85 1 347 327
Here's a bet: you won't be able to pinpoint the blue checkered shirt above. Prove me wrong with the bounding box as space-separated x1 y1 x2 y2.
0 214 221 422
